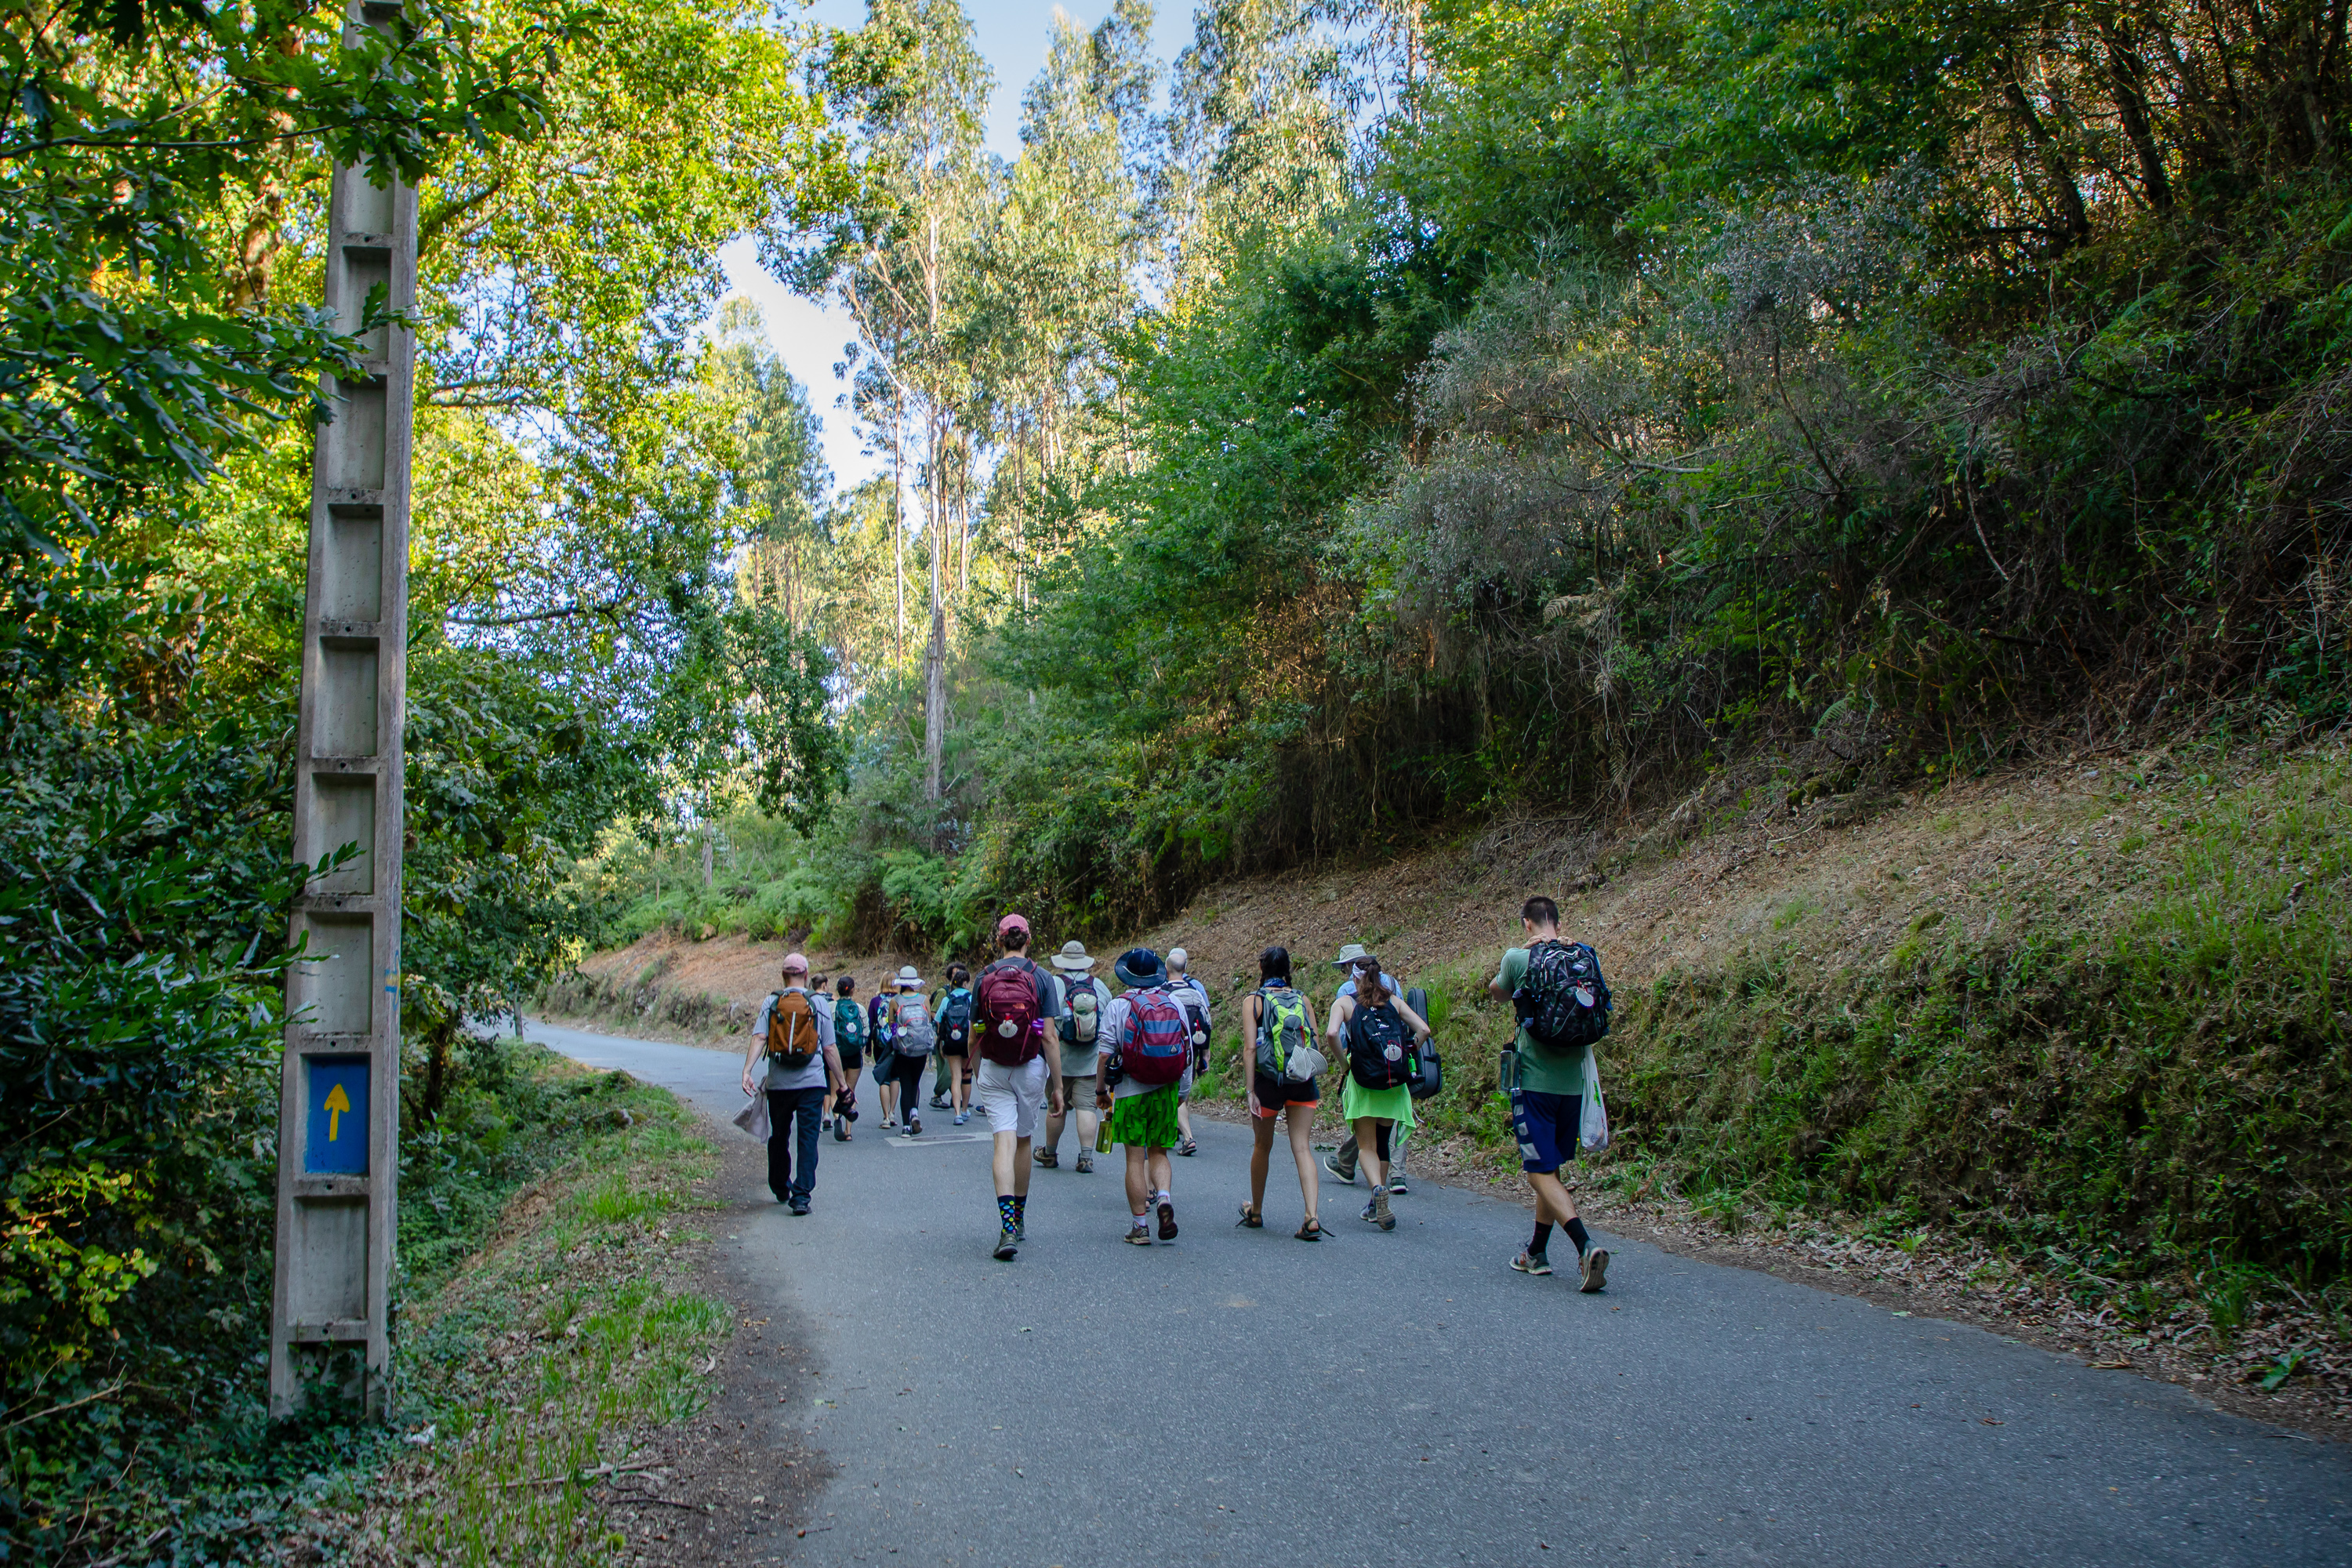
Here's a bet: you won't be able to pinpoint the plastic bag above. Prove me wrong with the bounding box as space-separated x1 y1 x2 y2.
733 1092 771 1142
1577 1051 1609 1152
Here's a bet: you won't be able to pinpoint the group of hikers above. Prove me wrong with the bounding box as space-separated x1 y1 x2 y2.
736 898 1614 1291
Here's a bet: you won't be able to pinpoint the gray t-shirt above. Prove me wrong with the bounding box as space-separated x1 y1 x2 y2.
1098 990 1194 1100
756 987 836 1092
1057 973 1108 1076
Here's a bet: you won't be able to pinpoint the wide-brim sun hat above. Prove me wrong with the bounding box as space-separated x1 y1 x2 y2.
1114 947 1164 988
895 964 922 987
1331 942 1370 970
1052 940 1095 975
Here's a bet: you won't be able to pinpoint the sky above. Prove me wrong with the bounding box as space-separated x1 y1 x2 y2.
716 1 1200 495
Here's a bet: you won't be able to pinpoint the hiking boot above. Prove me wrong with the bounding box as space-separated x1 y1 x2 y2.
1578 1247 1610 1293
993 1226 1019 1261
1359 1199 1380 1225
1074 1152 1094 1174
1014 1216 1026 1243
1372 1189 1396 1231
1125 1220 1152 1245
1156 1199 1178 1241
1512 1250 1553 1276
931 1094 949 1110
1322 1152 1356 1186
1035 1149 1059 1169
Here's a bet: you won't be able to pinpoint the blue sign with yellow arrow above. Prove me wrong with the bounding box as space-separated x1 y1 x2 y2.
305 1056 369 1174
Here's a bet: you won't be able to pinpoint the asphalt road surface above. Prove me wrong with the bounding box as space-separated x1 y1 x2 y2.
533 1018 2350 1567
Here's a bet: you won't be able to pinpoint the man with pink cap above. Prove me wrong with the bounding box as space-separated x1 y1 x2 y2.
971 913 1066 1260
739 953 846 1215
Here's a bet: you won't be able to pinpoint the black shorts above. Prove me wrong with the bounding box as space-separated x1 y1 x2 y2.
836 1049 864 1073
1251 1073 1319 1115
939 1039 967 1058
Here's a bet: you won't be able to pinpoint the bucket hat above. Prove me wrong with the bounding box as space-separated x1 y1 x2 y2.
895 964 922 988
1331 942 1371 970
1051 940 1096 975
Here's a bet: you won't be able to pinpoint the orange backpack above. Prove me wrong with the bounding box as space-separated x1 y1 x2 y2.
765 990 821 1068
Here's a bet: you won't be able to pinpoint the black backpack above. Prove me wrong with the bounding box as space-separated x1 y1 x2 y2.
1345 999 1417 1092
938 986 974 1050
1515 939 1611 1049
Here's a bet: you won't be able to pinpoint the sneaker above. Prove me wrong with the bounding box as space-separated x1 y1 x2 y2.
953 1111 971 1126
905 1117 921 1137
1035 1149 1059 1169
1579 1247 1610 1294
789 1197 811 1217
820 1115 833 1131
881 1116 897 1131
1014 1216 1026 1242
1388 1176 1410 1196
1322 1153 1356 1186
1512 1250 1553 1276
1359 1199 1379 1225
993 1226 1019 1261
1156 1199 1178 1241
931 1094 949 1110
1124 1221 1152 1246
1074 1153 1094 1174
1372 1189 1396 1231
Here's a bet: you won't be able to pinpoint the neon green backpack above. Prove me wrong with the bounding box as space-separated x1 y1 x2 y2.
1254 985 1316 1080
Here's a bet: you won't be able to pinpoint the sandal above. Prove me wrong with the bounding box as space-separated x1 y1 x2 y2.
1236 1204 1262 1229
1175 1139 1199 1157
1294 1218 1322 1242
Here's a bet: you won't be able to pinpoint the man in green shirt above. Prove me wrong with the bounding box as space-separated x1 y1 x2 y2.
1488 895 1611 1292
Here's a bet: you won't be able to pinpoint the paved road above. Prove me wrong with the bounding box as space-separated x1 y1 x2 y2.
533 1018 2350 1567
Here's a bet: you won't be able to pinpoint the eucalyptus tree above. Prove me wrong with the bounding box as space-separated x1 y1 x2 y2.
771 0 994 807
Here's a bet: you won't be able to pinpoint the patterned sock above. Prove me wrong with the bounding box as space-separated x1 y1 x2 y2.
997 1194 1018 1230
1564 1217 1590 1257
1011 1193 1027 1221
1531 1221 1553 1256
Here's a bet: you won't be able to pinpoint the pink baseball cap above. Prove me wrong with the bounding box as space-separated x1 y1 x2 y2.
996 913 1030 938
780 952 810 974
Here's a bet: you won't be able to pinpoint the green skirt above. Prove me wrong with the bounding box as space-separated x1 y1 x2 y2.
1341 1074 1416 1129
1105 1083 1181 1149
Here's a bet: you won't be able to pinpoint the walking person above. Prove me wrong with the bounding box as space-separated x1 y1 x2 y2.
1321 943 1417 1195
886 966 936 1138
1098 949 1191 1245
1036 941 1107 1172
1236 946 1324 1240
828 975 865 1142
1327 954 1429 1232
930 964 977 1124
869 978 901 1130
737 953 847 1215
1490 895 1613 1290
972 914 1065 1261
1167 947 1210 1157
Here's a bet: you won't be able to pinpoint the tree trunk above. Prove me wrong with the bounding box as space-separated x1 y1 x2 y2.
924 404 947 803
423 1014 456 1120
702 825 714 888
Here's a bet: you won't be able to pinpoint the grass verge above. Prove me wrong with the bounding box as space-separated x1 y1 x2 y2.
286 1044 728 1566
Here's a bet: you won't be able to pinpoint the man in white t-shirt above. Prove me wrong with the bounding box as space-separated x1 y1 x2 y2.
739 953 846 1216
1167 946 1212 1157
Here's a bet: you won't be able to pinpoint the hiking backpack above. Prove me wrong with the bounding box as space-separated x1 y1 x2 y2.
1060 978 1104 1048
833 997 866 1053
764 990 822 1069
893 993 936 1053
868 991 895 1047
1254 985 1315 1080
1345 998 1417 1092
938 986 974 1051
1513 939 1612 1050
975 956 1045 1066
1116 986 1192 1087
1174 982 1211 1072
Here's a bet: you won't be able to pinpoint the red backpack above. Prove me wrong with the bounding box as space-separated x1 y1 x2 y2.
1117 988 1191 1086
975 956 1044 1066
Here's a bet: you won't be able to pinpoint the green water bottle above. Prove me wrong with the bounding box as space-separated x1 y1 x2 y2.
1096 1105 1113 1152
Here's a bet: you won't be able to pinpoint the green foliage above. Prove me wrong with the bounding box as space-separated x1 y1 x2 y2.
1609 753 2352 1276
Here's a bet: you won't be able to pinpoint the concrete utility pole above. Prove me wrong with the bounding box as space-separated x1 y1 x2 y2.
268 0 416 1420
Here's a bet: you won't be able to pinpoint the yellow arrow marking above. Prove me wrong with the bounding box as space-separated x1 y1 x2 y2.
324 1082 351 1142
